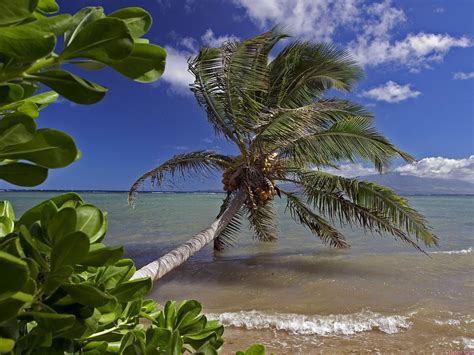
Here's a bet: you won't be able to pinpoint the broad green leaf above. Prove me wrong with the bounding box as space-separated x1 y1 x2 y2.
26 312 76 333
109 43 166 83
109 7 152 38
236 344 266 355
0 298 25 323
27 14 73 36
28 70 107 105
0 162 48 186
81 244 123 266
0 216 14 237
0 338 15 353
50 231 90 271
61 283 113 307
99 258 135 289
75 204 107 243
19 226 49 269
13 101 39 118
42 265 73 296
0 128 78 168
0 251 29 301
0 200 14 219
60 17 133 62
64 7 105 46
18 192 83 227
0 0 38 26
110 277 151 303
0 26 55 61
38 0 59 14
1 91 59 112
47 207 77 244
0 114 36 149
0 84 24 105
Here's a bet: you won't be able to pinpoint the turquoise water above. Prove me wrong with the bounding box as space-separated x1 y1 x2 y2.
3 192 473 352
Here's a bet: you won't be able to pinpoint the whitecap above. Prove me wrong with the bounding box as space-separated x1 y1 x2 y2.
463 337 474 350
431 247 472 255
206 310 411 336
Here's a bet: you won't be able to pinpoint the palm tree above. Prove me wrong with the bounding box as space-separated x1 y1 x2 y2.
129 28 437 281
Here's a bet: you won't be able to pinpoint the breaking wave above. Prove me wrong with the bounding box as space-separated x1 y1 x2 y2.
207 310 411 336
431 247 472 255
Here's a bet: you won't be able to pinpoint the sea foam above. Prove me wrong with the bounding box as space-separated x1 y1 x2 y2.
207 310 411 336
431 247 472 255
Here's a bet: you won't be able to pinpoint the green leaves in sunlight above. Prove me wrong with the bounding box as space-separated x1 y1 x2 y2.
0 192 262 354
60 17 133 62
109 7 152 38
0 1 167 187
108 43 166 83
0 0 38 26
29 70 107 105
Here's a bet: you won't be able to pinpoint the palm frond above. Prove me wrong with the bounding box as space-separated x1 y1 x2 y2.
283 169 437 249
252 99 373 155
282 190 349 248
189 28 288 148
128 151 232 205
214 193 246 251
294 170 437 246
278 116 414 172
189 48 242 145
245 202 278 242
268 42 363 108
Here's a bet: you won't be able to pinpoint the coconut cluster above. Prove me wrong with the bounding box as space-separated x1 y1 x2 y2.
222 156 283 206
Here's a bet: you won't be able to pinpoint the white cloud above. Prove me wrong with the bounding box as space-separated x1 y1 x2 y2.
434 7 444 13
322 156 474 182
322 164 377 178
232 0 471 70
161 47 194 95
161 29 239 94
233 0 360 42
362 81 421 103
201 29 239 47
394 156 474 182
453 71 474 80
179 37 198 52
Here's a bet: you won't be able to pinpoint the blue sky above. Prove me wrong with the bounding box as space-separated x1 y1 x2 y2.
3 0 474 190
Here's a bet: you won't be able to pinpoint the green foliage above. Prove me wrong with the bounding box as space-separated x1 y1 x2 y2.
0 0 166 187
0 194 229 354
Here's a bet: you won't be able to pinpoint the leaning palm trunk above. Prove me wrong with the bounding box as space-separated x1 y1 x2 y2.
132 190 245 281
130 29 438 281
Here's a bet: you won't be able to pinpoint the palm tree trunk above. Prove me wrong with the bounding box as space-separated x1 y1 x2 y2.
132 190 246 281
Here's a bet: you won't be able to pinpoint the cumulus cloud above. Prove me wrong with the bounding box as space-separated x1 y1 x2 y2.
201 29 240 47
453 71 474 80
161 47 194 95
394 156 474 182
232 0 471 70
350 32 472 70
161 29 239 94
321 164 378 178
322 156 474 182
362 81 421 103
232 0 360 42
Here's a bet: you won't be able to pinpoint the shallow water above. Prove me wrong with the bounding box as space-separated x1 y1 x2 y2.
3 192 473 353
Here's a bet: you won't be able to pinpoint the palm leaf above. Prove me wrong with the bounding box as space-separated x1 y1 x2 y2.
246 202 278 242
282 190 349 248
268 42 363 108
278 116 414 172
214 193 246 251
293 169 437 246
128 151 232 205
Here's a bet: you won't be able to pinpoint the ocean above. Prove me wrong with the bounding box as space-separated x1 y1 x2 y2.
3 192 473 353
